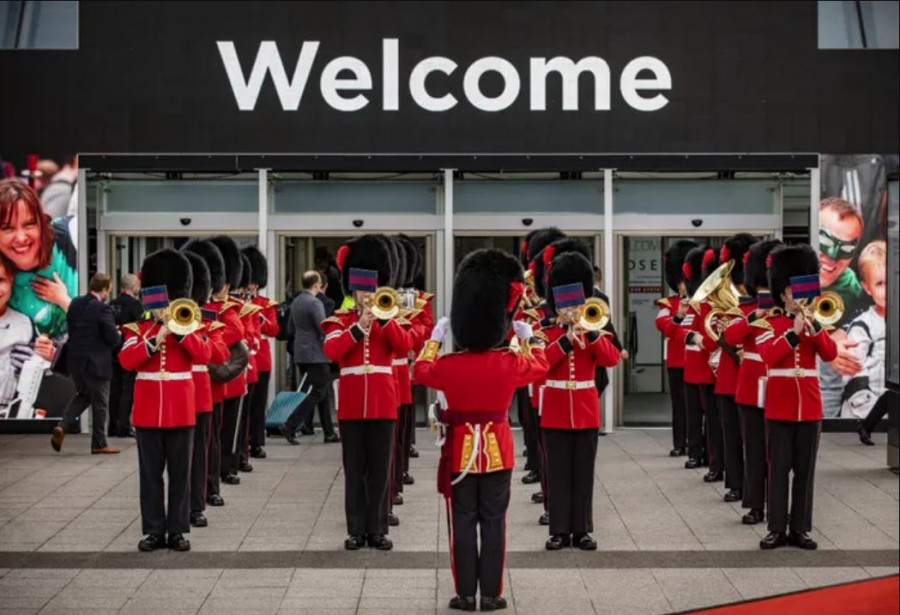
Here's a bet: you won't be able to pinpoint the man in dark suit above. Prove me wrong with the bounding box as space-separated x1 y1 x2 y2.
50 273 122 454
592 267 628 396
108 273 143 437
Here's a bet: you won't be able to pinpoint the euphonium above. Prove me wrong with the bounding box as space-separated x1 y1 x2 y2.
578 297 610 331
369 286 402 320
812 291 844 328
690 260 742 341
166 298 202 335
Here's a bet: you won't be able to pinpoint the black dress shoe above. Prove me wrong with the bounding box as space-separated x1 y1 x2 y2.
279 424 300 445
367 534 393 550
448 595 476 611
222 474 241 485
669 447 687 457
409 445 419 458
239 461 254 473
788 532 818 550
190 512 208 527
250 447 267 459
684 458 702 469
344 535 366 550
207 494 225 507
480 596 508 611
387 512 400 526
759 531 788 550
858 424 875 446
393 492 404 506
324 433 341 443
298 425 315 436
403 472 415 485
703 471 724 483
138 534 166 552
573 533 598 551
545 534 571 550
538 512 550 526
522 470 540 484
742 508 765 525
531 490 544 504
167 533 191 552
50 426 65 452
724 489 742 503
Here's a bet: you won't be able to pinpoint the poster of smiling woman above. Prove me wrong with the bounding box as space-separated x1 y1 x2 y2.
0 179 77 421
819 155 890 419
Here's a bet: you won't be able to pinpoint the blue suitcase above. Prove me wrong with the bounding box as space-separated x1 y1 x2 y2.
265 374 311 430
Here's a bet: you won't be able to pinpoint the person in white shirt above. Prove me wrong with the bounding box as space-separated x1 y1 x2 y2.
1 256 37 412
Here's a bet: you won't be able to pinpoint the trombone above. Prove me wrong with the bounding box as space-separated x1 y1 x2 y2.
166 298 202 335
367 286 402 320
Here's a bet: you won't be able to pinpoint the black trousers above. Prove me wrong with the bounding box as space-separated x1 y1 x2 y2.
404 398 415 468
136 426 193 536
861 391 891 433
701 384 723 473
393 404 413 493
544 428 598 536
766 419 821 535
285 363 335 435
519 388 540 473
685 383 706 462
190 412 211 514
340 419 395 536
238 384 254 464
207 402 223 497
220 395 243 478
667 368 687 449
109 364 135 436
249 370 270 449
719 394 744 492
450 469 511 599
60 372 110 450
740 404 766 511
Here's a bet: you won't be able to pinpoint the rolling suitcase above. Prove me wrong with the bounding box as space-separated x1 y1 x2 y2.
265 374 311 433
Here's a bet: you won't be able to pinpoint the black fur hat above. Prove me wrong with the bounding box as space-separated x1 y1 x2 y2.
388 236 407 289
546 252 594 313
768 244 819 308
452 248 524 352
683 246 715 297
239 254 252 290
527 227 566 267
183 251 211 305
520 230 539 266
336 234 394 294
140 248 192 302
720 233 757 289
242 246 268 289
182 239 226 295
533 237 592 299
664 240 698 294
744 239 784 297
209 236 243 289
397 235 420 287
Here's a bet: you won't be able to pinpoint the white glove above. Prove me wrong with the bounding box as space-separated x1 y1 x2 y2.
512 321 533 340
430 316 449 343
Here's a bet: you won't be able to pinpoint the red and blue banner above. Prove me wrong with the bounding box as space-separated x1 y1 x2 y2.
790 274 822 301
140 286 170 311
348 268 378 293
552 283 586 309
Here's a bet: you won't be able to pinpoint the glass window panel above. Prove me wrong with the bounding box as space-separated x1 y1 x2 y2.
614 180 777 215
104 181 257 213
274 181 438 214
455 180 603 214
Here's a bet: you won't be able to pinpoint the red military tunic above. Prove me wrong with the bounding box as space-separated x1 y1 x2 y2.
239 300 261 386
410 292 435 387
414 344 549 483
392 317 416 406
529 314 554 409
119 321 209 428
723 302 768 408
655 295 686 368
669 302 715 385
205 299 245 403
252 295 279 373
700 302 756 396
322 310 413 420
192 322 230 414
539 326 621 430
756 314 838 422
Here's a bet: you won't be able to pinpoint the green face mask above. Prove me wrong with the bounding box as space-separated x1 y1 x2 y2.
819 228 858 261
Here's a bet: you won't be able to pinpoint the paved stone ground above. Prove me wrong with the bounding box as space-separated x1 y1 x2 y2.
0 428 896 614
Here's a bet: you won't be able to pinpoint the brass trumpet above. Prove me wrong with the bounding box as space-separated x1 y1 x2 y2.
368 286 402 320
798 291 844 329
166 298 202 335
578 297 610 331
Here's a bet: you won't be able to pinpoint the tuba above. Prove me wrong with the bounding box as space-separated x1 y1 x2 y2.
578 297 610 332
166 298 202 335
689 260 742 341
369 287 402 320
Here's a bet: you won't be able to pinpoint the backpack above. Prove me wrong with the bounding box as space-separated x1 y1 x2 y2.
275 297 293 342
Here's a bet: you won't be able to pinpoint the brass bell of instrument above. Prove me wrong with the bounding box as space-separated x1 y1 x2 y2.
578 297 610 331
813 291 844 328
166 298 202 336
691 260 743 341
370 286 402 320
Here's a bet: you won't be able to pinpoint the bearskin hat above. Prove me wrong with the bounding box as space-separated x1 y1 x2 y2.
183 251 211 305
519 230 539 266
719 233 757 289
388 236 407 290
397 234 420 287
767 244 819 308
546 252 594 313
209 236 243 290
452 248 524 352
533 237 592 299
182 239 226 295
664 240 698 294
526 227 566 267
700 246 721 280
336 234 394 294
238 253 252 290
242 246 268 289
683 246 713 297
744 239 784 297
140 248 192 302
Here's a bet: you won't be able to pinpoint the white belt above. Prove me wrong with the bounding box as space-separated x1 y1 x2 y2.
340 365 393 376
686 345 701 352
768 368 818 378
391 358 409 367
192 365 208 373
136 371 192 381
743 352 762 362
545 379 595 391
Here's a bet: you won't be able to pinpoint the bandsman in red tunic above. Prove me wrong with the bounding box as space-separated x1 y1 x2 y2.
722 239 783 525
757 245 838 550
119 249 210 552
236 252 261 474
540 252 621 551
324 235 412 552
387 236 412 524
655 240 697 457
243 246 280 459
415 248 548 613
